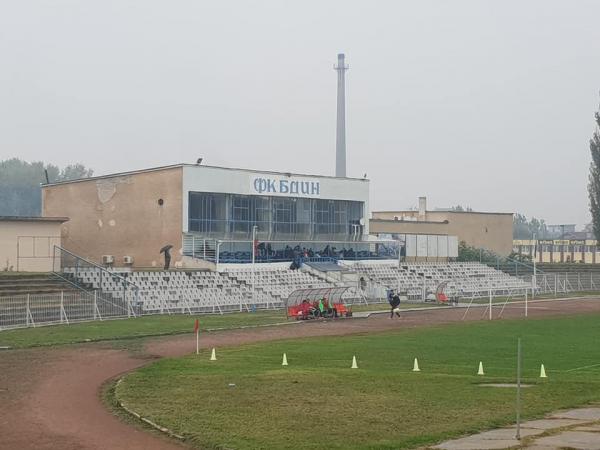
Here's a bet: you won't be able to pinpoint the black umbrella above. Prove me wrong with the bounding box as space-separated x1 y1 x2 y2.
160 244 173 254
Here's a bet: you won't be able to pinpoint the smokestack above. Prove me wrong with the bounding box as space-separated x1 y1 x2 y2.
418 197 427 220
334 53 348 177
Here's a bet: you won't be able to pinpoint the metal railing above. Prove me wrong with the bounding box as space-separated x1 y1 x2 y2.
182 235 400 264
4 263 600 331
52 246 139 318
0 290 133 330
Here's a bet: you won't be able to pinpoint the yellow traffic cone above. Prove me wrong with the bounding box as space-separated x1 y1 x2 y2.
478 361 485 376
413 358 420 372
210 348 217 361
351 355 358 369
540 364 547 378
282 353 288 366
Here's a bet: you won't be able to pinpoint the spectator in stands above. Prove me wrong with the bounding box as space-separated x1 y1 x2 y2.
285 245 293 259
389 291 401 318
359 276 367 291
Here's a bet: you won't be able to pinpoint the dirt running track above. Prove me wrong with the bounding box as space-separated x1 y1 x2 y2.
1 298 600 450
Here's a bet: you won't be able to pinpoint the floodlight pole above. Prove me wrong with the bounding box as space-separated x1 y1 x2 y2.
251 225 258 310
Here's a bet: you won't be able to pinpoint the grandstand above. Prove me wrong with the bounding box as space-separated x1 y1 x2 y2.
351 261 531 299
63 264 339 314
61 260 531 315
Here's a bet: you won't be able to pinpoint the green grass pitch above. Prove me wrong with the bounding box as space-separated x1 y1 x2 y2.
116 313 600 449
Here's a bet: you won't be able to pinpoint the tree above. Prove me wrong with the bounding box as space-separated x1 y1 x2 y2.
450 205 473 212
0 158 93 216
512 213 548 239
588 107 600 241
57 164 94 182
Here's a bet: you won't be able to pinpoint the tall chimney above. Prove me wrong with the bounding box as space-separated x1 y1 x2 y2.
334 53 348 177
418 196 427 220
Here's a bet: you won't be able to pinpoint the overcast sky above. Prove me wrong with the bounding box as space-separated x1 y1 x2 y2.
1 1 599 225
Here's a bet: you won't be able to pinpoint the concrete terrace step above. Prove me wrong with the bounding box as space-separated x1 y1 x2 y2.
0 274 85 297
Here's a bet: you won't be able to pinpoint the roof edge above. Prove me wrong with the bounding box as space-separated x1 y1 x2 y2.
0 216 69 222
373 210 514 216
370 219 450 225
42 163 369 187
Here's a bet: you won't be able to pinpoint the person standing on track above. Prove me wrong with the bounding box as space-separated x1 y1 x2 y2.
388 290 401 318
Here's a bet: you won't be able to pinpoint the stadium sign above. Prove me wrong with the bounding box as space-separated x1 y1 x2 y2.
251 176 321 198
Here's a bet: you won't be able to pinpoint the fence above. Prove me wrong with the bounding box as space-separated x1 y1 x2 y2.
0 290 136 330
3 268 600 331
526 272 600 296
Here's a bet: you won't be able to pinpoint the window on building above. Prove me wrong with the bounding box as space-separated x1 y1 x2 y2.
188 192 363 241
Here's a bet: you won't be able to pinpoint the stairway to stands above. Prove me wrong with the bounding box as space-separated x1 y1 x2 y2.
0 273 88 297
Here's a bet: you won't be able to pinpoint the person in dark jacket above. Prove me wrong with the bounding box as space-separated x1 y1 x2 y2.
388 290 401 318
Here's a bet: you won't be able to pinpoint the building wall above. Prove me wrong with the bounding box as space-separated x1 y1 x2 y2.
369 219 449 236
0 221 62 272
43 167 183 268
372 211 513 256
514 239 600 264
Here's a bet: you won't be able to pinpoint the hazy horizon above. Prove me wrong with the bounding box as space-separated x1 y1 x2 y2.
1 0 599 225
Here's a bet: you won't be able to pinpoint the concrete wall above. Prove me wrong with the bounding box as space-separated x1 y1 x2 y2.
0 221 62 272
370 219 449 236
371 211 513 256
43 167 183 268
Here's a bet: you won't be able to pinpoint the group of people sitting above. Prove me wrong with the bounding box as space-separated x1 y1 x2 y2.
298 298 339 319
256 243 373 262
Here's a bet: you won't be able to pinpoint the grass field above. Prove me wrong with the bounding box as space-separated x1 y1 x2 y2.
0 310 289 348
117 313 600 450
0 294 595 349
0 302 442 349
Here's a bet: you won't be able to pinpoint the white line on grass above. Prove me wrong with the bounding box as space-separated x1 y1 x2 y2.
565 363 600 372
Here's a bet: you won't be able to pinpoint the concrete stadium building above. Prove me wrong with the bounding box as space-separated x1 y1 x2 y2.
42 163 373 268
370 197 513 256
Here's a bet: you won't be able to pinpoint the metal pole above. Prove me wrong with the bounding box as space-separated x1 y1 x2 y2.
489 289 492 321
251 226 257 311
216 241 221 271
397 242 401 291
532 233 536 299
26 293 30 327
516 338 522 440
525 289 528 317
